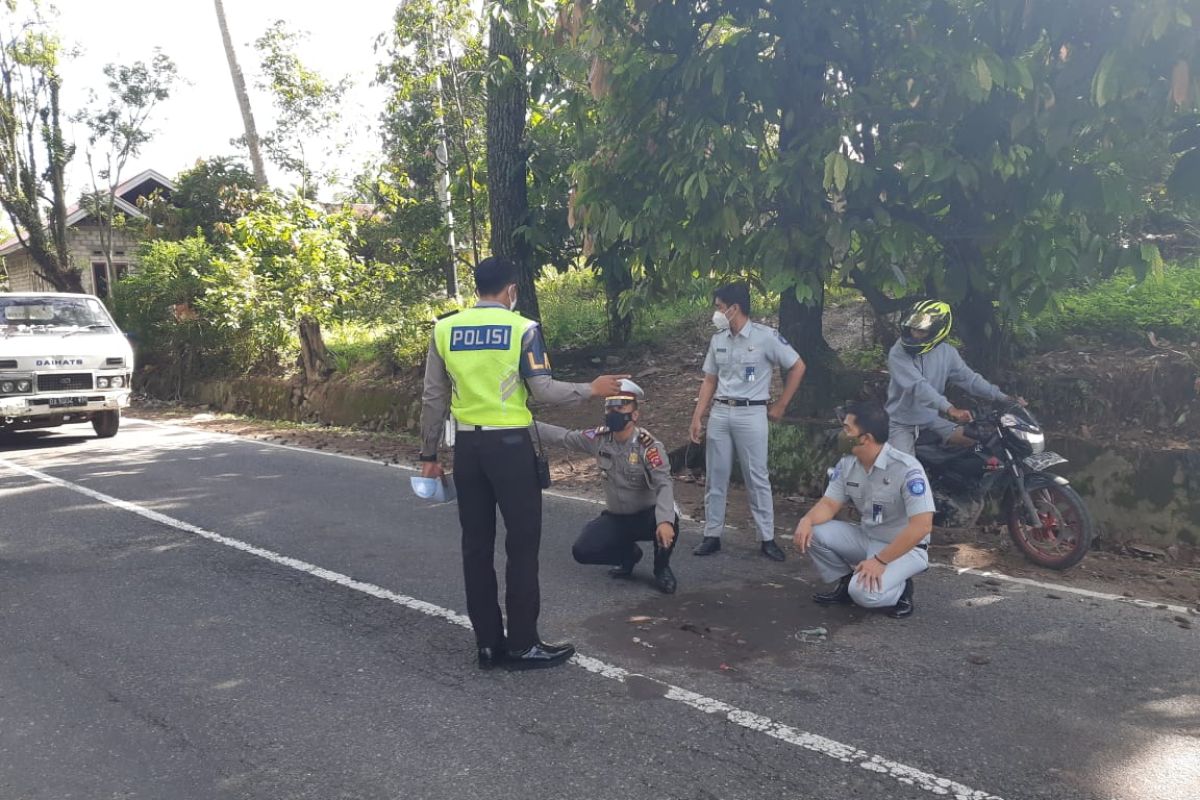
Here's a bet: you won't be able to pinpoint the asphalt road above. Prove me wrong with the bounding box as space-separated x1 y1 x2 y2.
0 419 1196 800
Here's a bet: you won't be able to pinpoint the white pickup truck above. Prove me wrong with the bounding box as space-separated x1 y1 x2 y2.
0 292 134 439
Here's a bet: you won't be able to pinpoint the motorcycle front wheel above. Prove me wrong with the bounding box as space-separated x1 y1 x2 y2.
1006 480 1094 570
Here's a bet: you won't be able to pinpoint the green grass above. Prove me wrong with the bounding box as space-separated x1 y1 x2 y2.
1034 260 1200 346
322 268 824 374
324 321 393 373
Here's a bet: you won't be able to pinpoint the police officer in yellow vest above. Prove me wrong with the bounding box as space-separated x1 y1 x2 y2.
419 256 627 671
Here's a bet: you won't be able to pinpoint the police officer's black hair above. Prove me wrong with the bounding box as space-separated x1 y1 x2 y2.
713 282 752 318
845 400 889 444
474 256 518 296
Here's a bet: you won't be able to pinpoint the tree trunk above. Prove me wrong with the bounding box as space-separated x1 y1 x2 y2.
298 316 335 381
774 5 836 414
954 284 1002 373
778 285 839 415
214 0 268 190
486 3 538 320
2 74 82 292
598 248 633 345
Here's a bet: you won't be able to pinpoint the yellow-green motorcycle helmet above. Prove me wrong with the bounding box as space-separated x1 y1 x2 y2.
900 300 952 356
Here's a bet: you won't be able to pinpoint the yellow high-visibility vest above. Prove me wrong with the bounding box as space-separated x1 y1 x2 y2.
435 306 535 427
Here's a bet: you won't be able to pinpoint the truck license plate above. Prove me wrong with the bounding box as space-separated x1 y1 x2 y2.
48 396 87 408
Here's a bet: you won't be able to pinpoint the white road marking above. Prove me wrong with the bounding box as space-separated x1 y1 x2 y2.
126 417 1195 616
1 456 1002 800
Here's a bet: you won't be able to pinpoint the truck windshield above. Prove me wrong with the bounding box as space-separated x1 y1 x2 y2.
1 297 114 334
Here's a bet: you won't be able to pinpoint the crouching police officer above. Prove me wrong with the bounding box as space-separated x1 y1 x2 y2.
793 400 934 618
534 380 680 594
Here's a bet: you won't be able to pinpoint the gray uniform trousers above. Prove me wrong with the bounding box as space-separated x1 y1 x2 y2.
809 520 929 608
888 417 957 456
704 404 775 542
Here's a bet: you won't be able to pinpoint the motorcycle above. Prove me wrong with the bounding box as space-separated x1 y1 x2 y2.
915 404 1094 570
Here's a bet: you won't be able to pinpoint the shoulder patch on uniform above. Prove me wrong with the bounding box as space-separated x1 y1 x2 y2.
645 446 664 469
584 426 608 440
435 308 460 320
638 430 654 447
776 330 789 346
828 463 842 481
906 476 927 496
904 467 924 480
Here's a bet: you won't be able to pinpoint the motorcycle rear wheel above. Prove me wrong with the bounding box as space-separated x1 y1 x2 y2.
1006 481 1094 570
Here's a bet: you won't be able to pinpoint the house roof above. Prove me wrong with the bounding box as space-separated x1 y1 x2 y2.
0 168 175 257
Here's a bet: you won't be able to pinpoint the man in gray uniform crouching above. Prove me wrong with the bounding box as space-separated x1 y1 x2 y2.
534 380 680 594
793 400 935 619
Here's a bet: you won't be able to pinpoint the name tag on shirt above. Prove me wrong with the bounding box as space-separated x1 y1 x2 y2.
744 365 756 382
872 503 884 524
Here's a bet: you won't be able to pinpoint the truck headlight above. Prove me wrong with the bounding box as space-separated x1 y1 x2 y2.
111 376 124 388
16 380 30 392
97 377 110 388
0 381 12 393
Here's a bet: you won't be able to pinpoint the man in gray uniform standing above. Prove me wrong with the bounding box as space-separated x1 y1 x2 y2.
793 400 934 618
534 380 679 594
689 282 806 562
886 299 1022 455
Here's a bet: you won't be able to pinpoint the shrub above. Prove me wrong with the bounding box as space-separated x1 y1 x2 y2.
766 422 839 497
1035 260 1200 346
112 237 287 387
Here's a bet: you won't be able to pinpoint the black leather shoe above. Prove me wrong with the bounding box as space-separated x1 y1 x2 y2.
888 579 915 619
609 544 643 578
506 641 576 671
760 540 786 562
654 565 677 594
813 574 853 605
477 645 506 670
693 537 721 556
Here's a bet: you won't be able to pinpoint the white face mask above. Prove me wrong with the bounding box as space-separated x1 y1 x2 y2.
712 308 731 331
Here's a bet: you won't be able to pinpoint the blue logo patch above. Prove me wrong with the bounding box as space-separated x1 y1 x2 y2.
907 478 927 497
449 325 511 351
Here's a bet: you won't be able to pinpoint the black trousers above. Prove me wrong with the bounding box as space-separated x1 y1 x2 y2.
572 508 678 569
453 428 542 651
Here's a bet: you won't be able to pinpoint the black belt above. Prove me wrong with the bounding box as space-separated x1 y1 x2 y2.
715 398 768 407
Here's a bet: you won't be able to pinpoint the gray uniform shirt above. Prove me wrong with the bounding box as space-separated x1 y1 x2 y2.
702 322 800 402
420 301 591 457
535 422 676 525
824 444 936 544
885 340 1008 427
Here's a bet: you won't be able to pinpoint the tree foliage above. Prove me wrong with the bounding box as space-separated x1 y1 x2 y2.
76 48 177 283
566 0 1200 382
255 21 352 197
0 0 78 291
210 194 367 379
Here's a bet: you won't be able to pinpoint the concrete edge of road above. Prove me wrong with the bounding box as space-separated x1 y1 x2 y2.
0 455 1006 800
123 417 1197 617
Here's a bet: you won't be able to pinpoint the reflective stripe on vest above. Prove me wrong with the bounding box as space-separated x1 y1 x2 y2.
435 306 533 427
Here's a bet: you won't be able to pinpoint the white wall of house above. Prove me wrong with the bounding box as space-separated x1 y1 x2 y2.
1 222 143 296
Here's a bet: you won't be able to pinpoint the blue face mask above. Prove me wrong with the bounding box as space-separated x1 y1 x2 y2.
605 410 634 433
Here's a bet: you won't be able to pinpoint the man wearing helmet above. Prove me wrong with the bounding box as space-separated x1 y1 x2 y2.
886 300 1023 455
533 380 680 594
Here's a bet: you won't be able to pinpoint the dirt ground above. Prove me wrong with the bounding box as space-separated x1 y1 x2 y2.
130 388 1200 611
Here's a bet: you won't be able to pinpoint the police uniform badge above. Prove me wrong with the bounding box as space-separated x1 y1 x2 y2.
905 468 927 496
638 430 665 468
628 451 640 465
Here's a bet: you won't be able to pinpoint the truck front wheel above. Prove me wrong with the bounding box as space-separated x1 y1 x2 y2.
93 410 120 439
